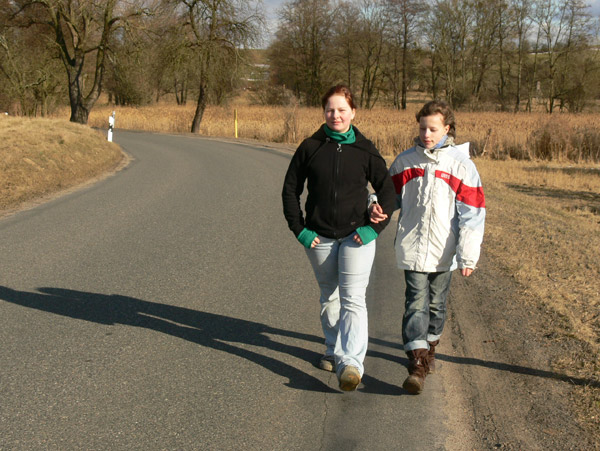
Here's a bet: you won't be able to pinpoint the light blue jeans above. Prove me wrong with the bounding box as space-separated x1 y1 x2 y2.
402 270 453 352
305 234 376 377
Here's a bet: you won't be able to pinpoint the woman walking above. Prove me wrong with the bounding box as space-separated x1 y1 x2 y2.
282 85 396 391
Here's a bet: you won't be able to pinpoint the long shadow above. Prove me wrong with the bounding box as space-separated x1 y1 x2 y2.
507 183 600 206
524 166 600 177
441 354 600 388
0 286 337 393
7 287 592 394
368 337 600 388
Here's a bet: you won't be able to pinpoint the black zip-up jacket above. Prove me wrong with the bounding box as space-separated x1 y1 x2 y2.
282 125 396 240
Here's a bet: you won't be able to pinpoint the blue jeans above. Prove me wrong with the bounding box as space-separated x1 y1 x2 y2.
305 234 376 376
402 270 452 352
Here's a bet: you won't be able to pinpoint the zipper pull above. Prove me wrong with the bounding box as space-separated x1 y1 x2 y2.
337 143 342 152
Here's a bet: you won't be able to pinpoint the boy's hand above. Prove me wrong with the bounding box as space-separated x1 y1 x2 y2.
369 203 388 223
461 268 473 277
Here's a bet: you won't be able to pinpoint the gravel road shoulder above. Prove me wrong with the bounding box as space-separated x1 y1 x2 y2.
442 251 600 450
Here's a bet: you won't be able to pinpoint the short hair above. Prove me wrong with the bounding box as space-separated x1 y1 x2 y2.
321 85 356 110
416 100 456 138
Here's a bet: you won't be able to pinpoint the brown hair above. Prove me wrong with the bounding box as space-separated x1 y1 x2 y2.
321 85 356 110
416 100 456 138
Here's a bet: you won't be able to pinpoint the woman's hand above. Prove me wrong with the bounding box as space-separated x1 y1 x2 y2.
461 268 473 277
311 236 321 248
352 234 363 245
369 203 388 224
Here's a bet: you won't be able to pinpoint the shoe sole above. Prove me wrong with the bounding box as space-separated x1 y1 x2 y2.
402 375 423 394
319 359 335 372
339 368 361 391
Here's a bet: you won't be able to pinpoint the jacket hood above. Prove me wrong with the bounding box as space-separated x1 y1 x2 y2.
413 135 455 150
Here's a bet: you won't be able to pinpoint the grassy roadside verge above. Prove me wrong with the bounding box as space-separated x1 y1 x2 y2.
0 117 124 213
475 159 600 428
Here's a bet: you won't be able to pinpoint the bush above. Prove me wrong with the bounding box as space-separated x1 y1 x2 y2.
529 121 600 163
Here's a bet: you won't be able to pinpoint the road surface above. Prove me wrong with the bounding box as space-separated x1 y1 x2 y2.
0 130 483 449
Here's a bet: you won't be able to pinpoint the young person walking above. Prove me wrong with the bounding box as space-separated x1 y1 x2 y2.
371 100 486 394
282 85 396 391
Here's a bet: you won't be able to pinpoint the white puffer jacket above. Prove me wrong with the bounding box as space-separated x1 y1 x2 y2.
388 139 485 272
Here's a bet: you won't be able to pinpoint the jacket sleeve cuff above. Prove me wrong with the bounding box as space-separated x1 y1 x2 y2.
356 225 378 245
297 228 318 248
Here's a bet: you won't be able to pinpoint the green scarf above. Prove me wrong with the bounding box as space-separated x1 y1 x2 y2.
324 124 356 144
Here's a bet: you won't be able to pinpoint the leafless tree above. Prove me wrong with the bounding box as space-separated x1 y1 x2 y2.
353 0 387 108
269 0 336 106
384 0 427 109
7 0 149 123
177 0 262 132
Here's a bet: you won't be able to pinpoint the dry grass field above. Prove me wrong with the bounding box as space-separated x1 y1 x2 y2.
0 116 123 213
81 102 600 162
476 160 599 363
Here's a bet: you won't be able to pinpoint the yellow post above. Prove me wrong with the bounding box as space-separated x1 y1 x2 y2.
234 109 238 138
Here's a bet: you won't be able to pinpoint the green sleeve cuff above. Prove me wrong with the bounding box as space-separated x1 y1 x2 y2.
297 228 318 248
356 225 378 245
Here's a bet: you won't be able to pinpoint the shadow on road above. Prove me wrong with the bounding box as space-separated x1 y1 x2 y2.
367 337 600 389
6 286 589 395
0 285 340 393
442 354 600 388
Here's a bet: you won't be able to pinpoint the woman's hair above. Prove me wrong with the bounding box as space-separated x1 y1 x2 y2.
416 100 456 138
321 84 356 110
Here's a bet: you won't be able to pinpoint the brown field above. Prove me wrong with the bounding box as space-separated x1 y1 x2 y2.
0 116 124 213
78 102 600 163
476 159 600 362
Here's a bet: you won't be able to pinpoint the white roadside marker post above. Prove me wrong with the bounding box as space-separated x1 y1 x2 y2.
108 111 115 142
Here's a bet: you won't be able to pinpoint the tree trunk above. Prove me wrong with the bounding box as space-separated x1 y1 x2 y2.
67 63 92 124
400 20 408 110
191 82 207 133
70 104 90 124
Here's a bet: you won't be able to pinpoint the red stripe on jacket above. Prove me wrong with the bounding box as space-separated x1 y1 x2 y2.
435 170 486 208
392 168 425 194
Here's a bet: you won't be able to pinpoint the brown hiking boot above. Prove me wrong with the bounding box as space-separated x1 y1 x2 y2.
338 365 361 391
402 349 429 394
427 340 439 374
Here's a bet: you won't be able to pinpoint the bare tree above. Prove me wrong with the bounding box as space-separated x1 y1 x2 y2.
384 0 426 109
354 0 388 108
469 0 501 104
332 0 361 89
511 0 533 111
269 0 336 107
0 25 63 116
531 0 591 112
177 0 262 132
7 0 148 123
425 0 474 107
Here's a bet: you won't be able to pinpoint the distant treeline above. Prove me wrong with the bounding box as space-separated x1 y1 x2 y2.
1 0 599 130
267 0 600 113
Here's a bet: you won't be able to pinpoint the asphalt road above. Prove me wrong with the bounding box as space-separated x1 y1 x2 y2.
0 130 459 450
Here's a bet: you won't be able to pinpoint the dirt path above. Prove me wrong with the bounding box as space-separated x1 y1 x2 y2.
441 251 599 450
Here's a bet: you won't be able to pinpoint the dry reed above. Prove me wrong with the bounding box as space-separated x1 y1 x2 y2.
72 103 600 162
